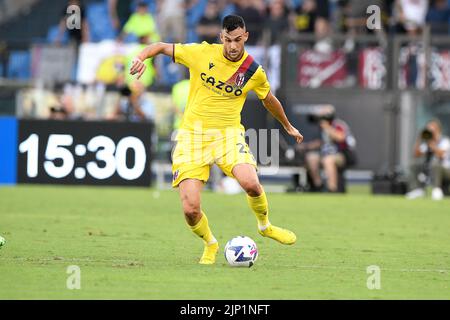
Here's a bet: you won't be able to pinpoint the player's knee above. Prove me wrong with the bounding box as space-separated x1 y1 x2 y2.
182 201 201 221
241 180 262 197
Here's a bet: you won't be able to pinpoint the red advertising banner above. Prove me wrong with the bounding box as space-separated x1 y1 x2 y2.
298 49 348 88
399 46 450 91
430 50 450 91
358 47 386 90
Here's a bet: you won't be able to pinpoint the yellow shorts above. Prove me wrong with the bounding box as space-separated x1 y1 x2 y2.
171 129 257 187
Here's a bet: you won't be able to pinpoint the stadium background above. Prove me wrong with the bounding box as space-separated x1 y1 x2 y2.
1 0 450 188
0 0 450 300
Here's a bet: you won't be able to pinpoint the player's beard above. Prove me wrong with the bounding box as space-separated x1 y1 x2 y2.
225 48 244 62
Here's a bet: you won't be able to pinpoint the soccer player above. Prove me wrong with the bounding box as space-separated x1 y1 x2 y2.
130 15 304 264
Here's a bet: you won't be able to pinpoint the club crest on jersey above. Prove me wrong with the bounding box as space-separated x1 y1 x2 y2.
235 73 245 88
173 170 179 181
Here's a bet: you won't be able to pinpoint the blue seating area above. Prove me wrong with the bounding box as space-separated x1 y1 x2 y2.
71 0 210 44
86 1 117 42
4 0 450 83
46 24 69 44
7 51 31 80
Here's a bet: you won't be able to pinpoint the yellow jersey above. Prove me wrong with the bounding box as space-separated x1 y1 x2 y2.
173 42 270 131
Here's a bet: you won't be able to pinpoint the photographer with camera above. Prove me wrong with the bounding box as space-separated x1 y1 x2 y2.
300 105 356 193
405 119 450 200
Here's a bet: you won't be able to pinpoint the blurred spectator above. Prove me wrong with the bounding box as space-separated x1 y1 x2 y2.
252 0 268 16
426 0 450 34
111 81 155 122
196 0 222 44
157 0 189 42
314 0 330 38
291 0 317 34
266 0 289 45
120 1 160 42
169 77 189 166
301 105 356 192
394 0 429 36
49 106 69 120
291 0 331 52
55 0 90 47
406 119 450 201
171 78 189 132
338 0 388 81
265 0 290 92
234 0 264 45
48 86 77 120
343 0 386 35
125 36 157 88
108 0 133 31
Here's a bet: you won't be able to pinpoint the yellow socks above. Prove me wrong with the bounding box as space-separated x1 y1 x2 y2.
189 211 217 245
246 190 270 231
189 212 218 264
247 190 297 245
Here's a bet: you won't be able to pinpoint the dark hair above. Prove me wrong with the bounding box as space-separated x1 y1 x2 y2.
222 15 245 32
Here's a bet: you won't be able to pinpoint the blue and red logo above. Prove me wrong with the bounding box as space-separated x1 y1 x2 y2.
173 170 179 181
235 73 245 88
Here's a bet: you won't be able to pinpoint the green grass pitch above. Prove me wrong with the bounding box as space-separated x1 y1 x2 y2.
0 185 449 299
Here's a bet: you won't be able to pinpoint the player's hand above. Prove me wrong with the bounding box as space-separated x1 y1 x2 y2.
130 58 146 79
285 125 303 144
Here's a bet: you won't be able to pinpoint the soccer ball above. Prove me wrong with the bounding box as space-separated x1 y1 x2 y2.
0 236 5 249
224 236 258 267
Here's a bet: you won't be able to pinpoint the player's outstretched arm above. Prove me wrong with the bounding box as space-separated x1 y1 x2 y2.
262 91 304 144
130 42 174 79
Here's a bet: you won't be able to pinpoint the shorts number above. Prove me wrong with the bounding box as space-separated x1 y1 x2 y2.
237 143 248 154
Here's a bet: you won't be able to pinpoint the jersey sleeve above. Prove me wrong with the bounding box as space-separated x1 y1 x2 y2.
173 42 207 68
252 66 271 100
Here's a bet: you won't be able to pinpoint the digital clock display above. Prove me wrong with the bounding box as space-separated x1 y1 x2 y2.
16 120 153 186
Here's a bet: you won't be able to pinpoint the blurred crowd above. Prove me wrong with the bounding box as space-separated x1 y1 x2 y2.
4 0 449 194
59 0 450 49
51 0 450 92
7 0 450 126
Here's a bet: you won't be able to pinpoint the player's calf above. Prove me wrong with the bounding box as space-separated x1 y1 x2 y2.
240 180 263 197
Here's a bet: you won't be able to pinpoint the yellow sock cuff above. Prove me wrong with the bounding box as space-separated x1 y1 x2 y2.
189 212 216 245
247 191 270 227
189 213 206 232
